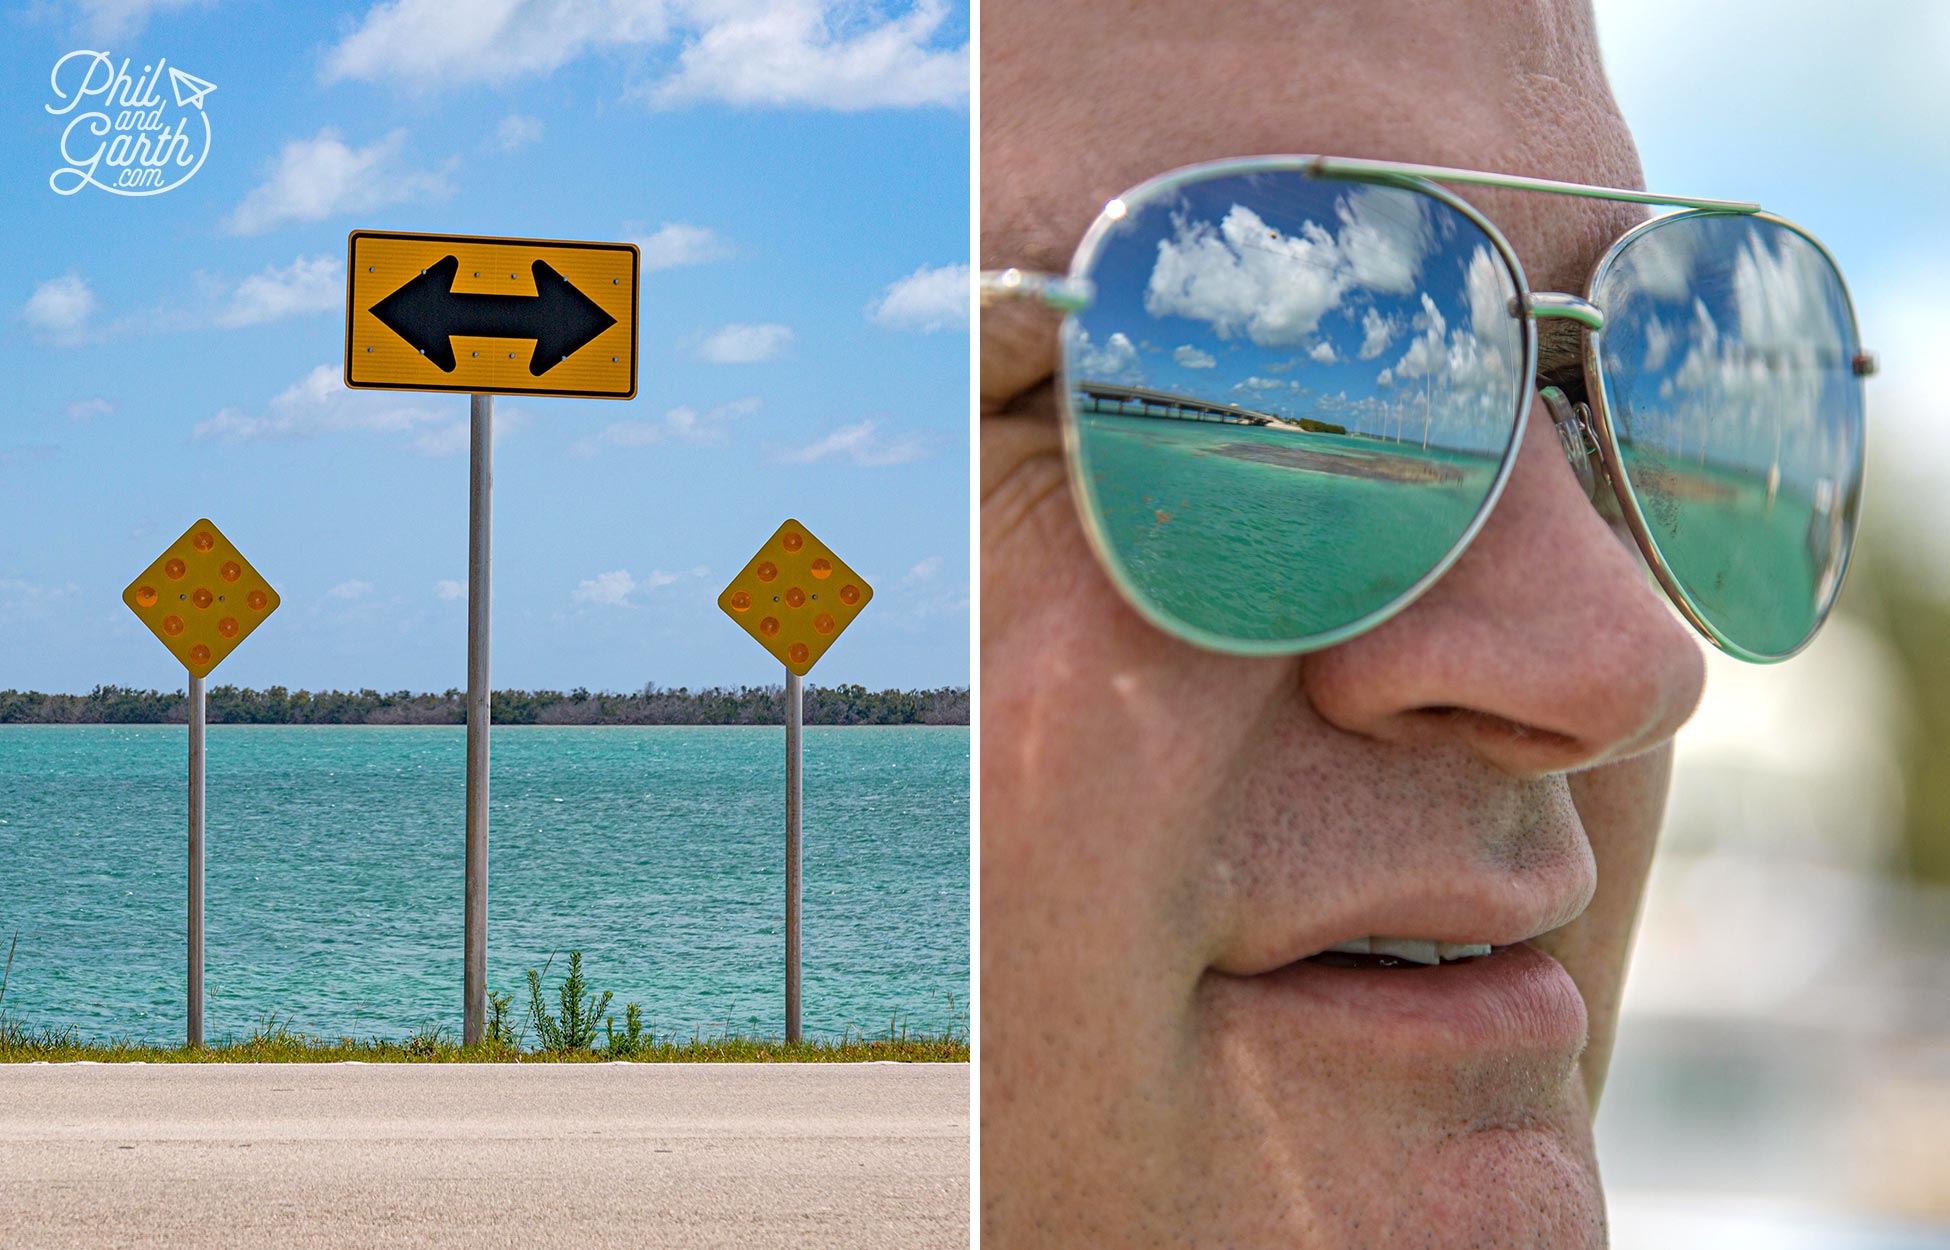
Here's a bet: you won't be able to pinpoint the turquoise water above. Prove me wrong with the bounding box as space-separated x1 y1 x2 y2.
1619 444 1835 656
1078 413 1502 641
0 725 968 1044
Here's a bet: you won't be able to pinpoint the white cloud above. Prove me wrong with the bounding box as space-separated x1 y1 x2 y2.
1071 328 1140 381
775 419 927 466
327 580 374 600
68 0 210 40
699 321 793 363
323 0 670 87
491 113 544 151
1172 344 1216 369
434 579 465 601
216 255 342 327
1309 341 1338 364
866 262 969 331
1145 188 1433 346
652 0 967 110
193 363 459 452
571 565 707 608
320 0 964 111
908 555 943 580
574 569 638 607
1620 224 1858 494
1335 189 1434 295
66 396 113 421
633 222 732 271
1357 307 1397 360
0 578 79 626
405 422 471 457
1367 246 1523 449
226 128 452 235
23 273 96 342
569 395 760 454
1644 315 1676 371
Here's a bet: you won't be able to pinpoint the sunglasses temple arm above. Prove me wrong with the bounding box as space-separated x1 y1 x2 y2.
980 268 1095 312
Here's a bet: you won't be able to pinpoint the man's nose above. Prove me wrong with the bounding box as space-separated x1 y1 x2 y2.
1300 394 1707 777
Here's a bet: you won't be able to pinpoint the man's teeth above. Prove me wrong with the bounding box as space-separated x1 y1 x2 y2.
1321 937 1493 964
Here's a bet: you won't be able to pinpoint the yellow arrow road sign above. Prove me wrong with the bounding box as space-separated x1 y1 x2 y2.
719 520 873 677
345 230 638 400
123 518 279 678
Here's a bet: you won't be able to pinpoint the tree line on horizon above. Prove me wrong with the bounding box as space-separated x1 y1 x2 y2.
0 682 968 726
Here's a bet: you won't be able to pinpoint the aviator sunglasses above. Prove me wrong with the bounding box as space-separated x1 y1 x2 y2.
982 156 1874 662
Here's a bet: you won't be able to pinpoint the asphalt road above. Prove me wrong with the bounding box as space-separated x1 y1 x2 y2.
0 1062 969 1249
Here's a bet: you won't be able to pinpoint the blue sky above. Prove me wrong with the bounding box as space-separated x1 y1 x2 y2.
0 0 969 694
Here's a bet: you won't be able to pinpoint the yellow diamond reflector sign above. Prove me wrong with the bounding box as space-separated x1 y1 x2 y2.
123 518 280 679
719 519 873 677
345 230 638 400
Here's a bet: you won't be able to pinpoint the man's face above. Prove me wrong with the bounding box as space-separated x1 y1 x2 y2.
981 2 1708 1246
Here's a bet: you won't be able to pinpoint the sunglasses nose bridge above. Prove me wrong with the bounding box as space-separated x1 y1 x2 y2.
1526 291 1605 330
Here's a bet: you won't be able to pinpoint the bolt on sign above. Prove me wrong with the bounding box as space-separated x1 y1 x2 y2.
719 519 874 676
122 518 279 678
343 230 639 400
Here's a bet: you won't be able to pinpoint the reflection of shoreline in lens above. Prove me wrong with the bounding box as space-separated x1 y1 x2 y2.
1078 413 1500 641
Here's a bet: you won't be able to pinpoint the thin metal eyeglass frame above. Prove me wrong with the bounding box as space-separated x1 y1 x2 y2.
981 155 1873 662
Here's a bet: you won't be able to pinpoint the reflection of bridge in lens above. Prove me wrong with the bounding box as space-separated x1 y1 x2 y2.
1075 381 1347 435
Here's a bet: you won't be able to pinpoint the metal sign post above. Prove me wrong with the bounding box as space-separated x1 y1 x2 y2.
123 518 280 1047
718 519 874 1043
784 671 802 1037
463 393 492 1044
345 228 640 1044
187 673 204 1045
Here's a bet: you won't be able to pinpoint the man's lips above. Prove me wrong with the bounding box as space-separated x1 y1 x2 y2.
1213 940 1589 1062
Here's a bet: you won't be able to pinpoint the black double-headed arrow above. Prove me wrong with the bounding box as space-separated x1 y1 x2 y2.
369 255 617 376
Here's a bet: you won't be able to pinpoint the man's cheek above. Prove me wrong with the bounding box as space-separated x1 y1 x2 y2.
1559 747 1675 1106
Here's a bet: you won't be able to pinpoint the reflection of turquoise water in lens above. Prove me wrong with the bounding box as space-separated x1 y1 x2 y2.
1620 445 1829 656
1079 413 1502 641
0 726 967 1044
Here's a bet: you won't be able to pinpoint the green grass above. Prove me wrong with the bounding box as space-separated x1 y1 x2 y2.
0 1026 968 1064
0 945 968 1064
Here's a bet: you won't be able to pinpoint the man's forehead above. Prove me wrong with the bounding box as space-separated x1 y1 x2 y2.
981 0 1648 297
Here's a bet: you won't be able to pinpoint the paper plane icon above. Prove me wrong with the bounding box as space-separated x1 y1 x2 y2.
168 67 217 110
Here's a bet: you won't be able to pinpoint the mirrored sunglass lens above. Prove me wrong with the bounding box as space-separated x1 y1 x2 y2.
1064 172 1527 649
1593 213 1864 659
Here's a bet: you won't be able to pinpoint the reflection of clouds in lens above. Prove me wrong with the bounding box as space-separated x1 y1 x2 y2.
1595 214 1861 653
1613 221 1698 300
1336 187 1435 294
1370 246 1522 450
1357 307 1397 359
1644 315 1675 370
1734 226 1847 353
1143 187 1433 346
1609 220 1856 485
1465 245 1511 342
1074 173 1524 456
1071 327 1143 383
